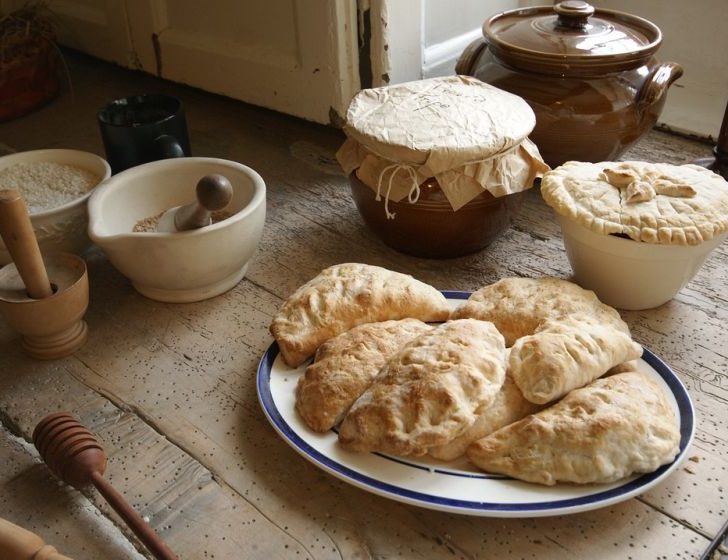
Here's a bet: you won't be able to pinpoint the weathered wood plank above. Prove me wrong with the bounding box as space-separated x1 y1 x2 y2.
0 350 313 559
1 330 711 560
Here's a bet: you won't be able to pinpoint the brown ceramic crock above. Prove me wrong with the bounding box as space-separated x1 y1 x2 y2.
349 172 526 259
456 0 683 167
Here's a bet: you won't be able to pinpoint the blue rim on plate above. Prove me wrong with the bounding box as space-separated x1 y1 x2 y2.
257 290 695 517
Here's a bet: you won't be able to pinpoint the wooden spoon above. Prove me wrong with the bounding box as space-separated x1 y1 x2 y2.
156 174 233 232
32 413 178 560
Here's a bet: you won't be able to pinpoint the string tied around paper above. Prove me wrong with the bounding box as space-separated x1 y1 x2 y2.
373 143 521 219
375 163 421 219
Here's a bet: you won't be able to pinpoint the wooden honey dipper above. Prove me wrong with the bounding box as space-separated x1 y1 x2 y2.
32 412 178 560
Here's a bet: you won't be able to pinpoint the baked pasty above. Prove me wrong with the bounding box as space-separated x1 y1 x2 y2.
295 319 432 432
270 263 450 367
541 161 728 245
338 319 506 456
428 372 540 461
467 372 681 485
509 314 643 404
451 277 629 346
606 359 642 376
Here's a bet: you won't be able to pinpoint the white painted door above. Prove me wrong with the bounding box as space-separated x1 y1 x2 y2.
125 0 361 125
34 0 360 125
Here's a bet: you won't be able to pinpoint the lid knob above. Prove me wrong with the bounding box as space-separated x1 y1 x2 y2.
554 1 595 30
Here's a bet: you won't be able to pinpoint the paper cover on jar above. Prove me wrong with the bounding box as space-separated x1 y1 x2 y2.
336 76 549 213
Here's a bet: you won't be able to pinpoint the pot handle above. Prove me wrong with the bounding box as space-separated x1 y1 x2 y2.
455 36 487 76
637 62 684 110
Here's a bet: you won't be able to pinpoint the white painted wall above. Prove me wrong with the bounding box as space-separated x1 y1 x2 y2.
589 0 728 139
424 0 516 46
422 0 524 78
142 0 360 124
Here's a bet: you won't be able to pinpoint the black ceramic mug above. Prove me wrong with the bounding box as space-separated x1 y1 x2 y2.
97 94 191 174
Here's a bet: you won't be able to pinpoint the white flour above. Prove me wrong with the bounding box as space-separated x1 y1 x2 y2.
0 161 99 213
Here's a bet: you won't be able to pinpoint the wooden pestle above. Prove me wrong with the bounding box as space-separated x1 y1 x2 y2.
156 174 233 232
174 174 233 230
0 190 53 298
0 518 73 560
32 413 178 560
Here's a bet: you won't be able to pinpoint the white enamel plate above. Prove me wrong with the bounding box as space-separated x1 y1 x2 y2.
257 291 695 517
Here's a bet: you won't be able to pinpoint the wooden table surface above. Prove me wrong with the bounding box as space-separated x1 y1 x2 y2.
0 54 726 560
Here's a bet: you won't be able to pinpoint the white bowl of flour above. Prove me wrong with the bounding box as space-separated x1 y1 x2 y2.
0 149 111 265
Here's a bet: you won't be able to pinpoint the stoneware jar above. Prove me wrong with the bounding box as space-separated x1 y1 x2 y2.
456 0 683 167
336 76 548 258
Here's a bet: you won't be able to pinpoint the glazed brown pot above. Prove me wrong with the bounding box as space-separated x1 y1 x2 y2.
456 1 683 168
350 172 525 259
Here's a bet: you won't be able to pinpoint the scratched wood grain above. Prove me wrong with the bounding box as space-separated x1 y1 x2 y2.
0 51 725 559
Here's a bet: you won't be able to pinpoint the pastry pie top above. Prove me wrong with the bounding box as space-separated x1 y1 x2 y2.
540 161 728 245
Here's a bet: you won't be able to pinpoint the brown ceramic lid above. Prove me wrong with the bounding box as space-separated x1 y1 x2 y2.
484 0 662 75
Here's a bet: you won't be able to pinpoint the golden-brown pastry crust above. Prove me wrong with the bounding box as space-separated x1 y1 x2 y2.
541 161 728 245
428 372 541 461
509 314 643 404
606 359 642 376
338 319 506 456
295 319 432 432
270 263 450 367
467 372 681 485
451 277 628 346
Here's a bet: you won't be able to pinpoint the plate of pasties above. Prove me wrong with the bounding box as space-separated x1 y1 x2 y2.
257 291 695 517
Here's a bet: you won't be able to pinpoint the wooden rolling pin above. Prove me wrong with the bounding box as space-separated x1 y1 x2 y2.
0 190 53 298
33 412 178 560
0 517 73 560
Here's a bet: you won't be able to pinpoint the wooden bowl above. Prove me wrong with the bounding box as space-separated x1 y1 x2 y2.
349 172 525 258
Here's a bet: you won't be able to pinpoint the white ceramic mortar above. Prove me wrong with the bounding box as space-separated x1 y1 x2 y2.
88 157 266 302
